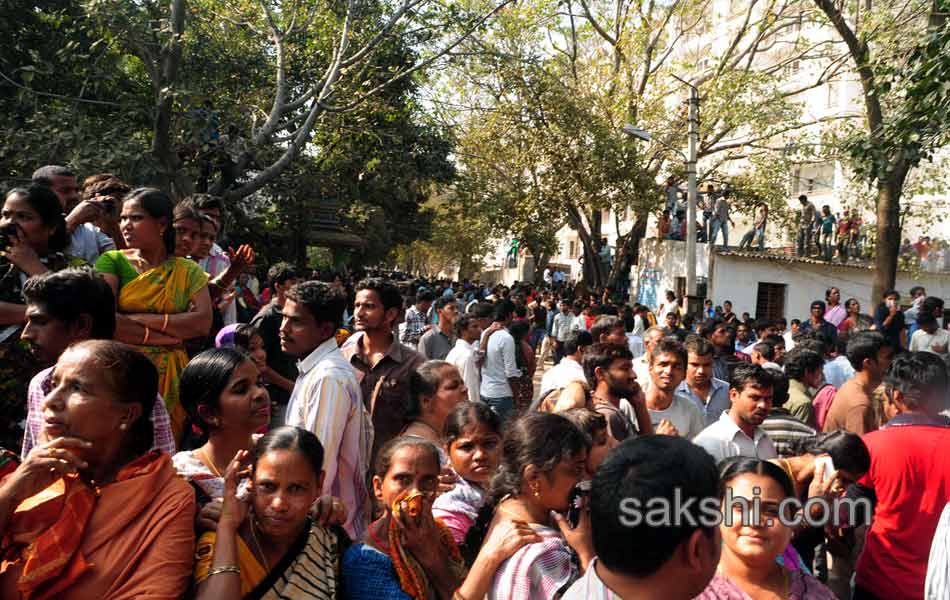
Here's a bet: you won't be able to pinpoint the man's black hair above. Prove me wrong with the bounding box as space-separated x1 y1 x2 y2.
846 331 890 372
468 302 494 319
649 337 687 367
752 342 775 361
285 281 346 329
22 267 116 339
433 295 457 313
583 342 633 387
590 435 718 576
31 165 74 186
356 277 403 312
729 363 775 393
267 262 299 291
416 290 436 303
492 301 513 322
783 347 824 381
884 352 949 413
563 330 594 356
590 315 623 341
917 312 938 328
765 367 789 407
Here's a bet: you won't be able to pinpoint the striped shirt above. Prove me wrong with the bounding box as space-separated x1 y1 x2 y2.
286 336 373 540
761 409 817 458
489 524 577 600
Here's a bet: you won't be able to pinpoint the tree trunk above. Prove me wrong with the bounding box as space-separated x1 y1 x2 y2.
606 216 647 291
150 0 192 200
872 182 900 302
565 205 605 289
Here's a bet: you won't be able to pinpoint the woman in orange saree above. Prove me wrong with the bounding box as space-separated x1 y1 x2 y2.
95 188 212 444
0 340 195 600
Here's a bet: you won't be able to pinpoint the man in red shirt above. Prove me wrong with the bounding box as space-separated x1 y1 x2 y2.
854 352 950 600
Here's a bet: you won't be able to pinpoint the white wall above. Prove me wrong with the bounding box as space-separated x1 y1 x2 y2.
709 253 950 320
632 238 712 309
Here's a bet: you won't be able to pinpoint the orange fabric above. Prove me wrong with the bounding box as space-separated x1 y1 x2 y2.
387 490 464 600
0 452 196 600
8 475 96 600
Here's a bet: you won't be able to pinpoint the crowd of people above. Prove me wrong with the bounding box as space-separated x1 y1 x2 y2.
0 166 946 600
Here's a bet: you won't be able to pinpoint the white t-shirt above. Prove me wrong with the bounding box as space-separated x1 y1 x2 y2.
539 357 586 399
910 328 950 355
647 394 704 439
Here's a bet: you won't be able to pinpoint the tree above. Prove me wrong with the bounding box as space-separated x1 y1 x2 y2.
814 0 949 300
82 0 516 201
442 0 837 289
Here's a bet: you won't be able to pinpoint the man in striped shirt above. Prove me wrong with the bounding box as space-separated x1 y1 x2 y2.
282 281 372 540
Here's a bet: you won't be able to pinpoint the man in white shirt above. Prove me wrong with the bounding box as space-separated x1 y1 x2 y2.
644 337 705 439
281 281 372 540
479 304 521 421
551 300 577 363
632 327 665 394
910 313 950 357
539 330 593 399
445 314 483 403
693 363 778 463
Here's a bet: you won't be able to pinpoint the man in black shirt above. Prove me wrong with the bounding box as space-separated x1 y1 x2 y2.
250 262 300 419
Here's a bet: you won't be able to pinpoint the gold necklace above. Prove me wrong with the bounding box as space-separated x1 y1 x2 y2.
249 516 271 570
198 447 224 478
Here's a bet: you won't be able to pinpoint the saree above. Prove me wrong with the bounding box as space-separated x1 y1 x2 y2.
194 519 345 600
108 254 208 443
0 452 195 600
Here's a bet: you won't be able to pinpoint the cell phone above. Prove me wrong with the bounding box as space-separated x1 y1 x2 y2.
815 456 835 480
567 480 591 528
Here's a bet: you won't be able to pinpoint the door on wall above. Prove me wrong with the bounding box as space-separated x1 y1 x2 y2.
755 283 787 320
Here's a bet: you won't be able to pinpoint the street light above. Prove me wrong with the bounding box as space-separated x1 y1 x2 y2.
624 79 699 302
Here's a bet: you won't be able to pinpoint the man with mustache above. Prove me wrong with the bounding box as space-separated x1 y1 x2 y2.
693 363 777 463
583 342 654 443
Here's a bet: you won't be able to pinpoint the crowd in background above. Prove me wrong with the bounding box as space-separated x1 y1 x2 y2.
0 166 946 600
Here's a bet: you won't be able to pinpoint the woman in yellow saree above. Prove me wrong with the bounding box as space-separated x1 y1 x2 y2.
95 188 212 444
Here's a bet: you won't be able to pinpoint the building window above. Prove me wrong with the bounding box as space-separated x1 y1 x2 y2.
569 240 578 259
756 283 787 320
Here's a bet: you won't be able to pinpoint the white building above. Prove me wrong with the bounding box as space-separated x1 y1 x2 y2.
633 239 950 320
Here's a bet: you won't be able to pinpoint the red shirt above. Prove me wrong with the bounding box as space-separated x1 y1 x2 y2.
856 415 950 600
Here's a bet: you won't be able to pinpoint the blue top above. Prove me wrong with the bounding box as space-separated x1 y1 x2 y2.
342 543 412 600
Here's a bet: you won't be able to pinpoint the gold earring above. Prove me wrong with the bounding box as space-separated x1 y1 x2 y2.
531 481 540 498
210 417 220 427
119 423 128 431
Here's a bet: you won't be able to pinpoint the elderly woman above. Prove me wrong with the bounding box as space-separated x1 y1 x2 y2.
95 188 213 443
0 340 195 599
0 185 85 449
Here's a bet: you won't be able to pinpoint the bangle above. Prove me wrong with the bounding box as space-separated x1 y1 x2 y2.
142 326 150 345
161 313 169 334
206 565 241 578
